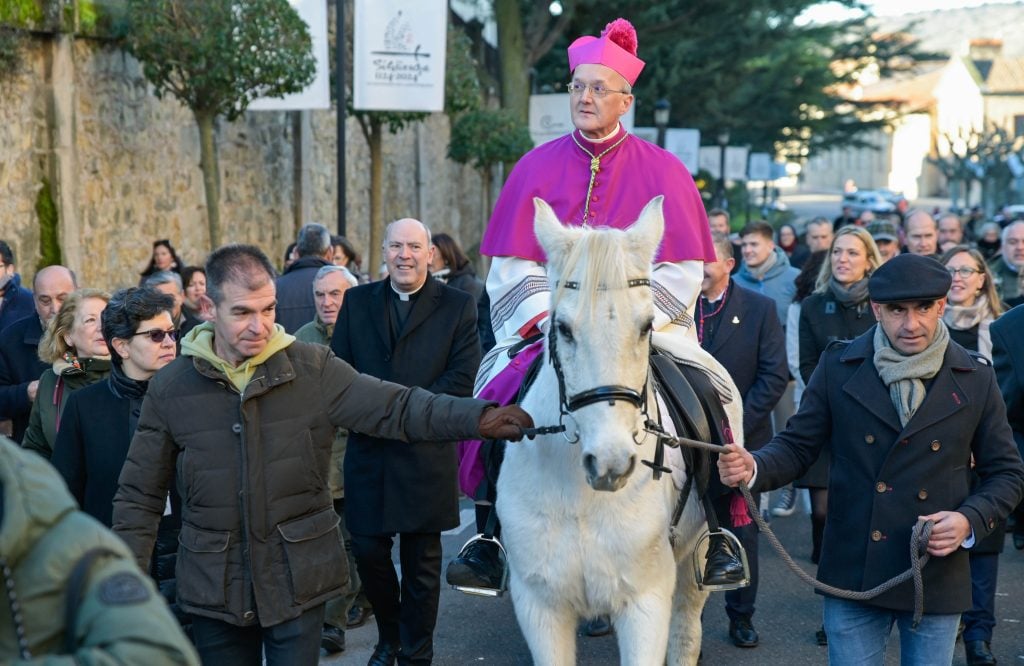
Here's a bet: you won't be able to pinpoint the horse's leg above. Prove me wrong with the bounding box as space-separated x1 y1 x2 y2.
613 583 674 666
667 525 710 666
509 578 577 666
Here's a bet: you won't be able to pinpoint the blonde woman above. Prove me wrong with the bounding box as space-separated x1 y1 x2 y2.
796 226 882 559
22 288 111 459
941 245 1005 360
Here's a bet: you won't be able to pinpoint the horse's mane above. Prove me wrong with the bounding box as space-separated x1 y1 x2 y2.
551 227 646 323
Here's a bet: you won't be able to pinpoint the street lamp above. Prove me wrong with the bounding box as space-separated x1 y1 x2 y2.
654 99 671 148
716 129 730 209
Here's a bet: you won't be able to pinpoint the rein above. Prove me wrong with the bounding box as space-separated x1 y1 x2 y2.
642 421 936 628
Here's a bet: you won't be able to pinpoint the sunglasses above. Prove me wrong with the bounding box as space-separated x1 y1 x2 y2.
132 328 179 343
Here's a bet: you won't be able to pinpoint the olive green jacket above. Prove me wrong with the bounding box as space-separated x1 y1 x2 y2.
295 317 347 498
21 358 111 459
0 436 198 664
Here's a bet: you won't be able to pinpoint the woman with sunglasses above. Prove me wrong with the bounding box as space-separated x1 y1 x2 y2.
51 288 188 629
21 288 111 459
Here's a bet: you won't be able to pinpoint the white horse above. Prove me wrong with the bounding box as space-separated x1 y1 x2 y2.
496 196 744 665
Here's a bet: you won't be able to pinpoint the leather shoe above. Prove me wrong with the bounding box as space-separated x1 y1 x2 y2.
582 615 612 637
321 625 346 654
728 617 758 648
346 605 374 629
703 534 746 587
1013 531 1024 550
965 639 997 666
446 539 505 591
367 642 399 666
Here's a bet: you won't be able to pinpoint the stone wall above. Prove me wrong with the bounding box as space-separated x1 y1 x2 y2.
0 30 487 291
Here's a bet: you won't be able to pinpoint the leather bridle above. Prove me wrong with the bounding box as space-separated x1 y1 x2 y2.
542 277 653 443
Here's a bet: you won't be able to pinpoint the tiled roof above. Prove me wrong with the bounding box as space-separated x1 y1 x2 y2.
982 57 1024 94
857 63 946 111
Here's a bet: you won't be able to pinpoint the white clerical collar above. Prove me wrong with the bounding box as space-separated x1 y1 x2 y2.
703 288 727 305
390 280 424 301
582 123 622 144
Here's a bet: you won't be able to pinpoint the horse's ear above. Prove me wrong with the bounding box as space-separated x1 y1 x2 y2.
533 197 578 260
628 196 666 262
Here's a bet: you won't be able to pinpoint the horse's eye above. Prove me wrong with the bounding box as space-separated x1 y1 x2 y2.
557 321 574 343
640 320 653 337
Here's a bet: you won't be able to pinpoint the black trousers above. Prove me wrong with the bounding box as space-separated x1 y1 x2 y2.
713 490 761 621
190 604 325 666
351 531 442 665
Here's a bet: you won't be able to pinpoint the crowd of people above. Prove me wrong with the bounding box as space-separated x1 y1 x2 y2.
0 13 1023 666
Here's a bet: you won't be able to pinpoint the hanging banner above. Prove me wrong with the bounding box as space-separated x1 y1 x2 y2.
250 0 331 111
353 0 447 112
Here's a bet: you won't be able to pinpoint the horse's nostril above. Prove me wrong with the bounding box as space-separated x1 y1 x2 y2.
583 453 598 478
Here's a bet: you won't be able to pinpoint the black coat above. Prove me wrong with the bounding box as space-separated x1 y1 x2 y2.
0 314 47 443
331 277 481 534
752 330 1024 613
275 255 330 333
50 372 185 615
796 288 875 488
992 304 1024 458
0 275 35 333
700 281 789 449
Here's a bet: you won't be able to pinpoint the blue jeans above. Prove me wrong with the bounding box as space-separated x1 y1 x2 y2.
822 597 960 665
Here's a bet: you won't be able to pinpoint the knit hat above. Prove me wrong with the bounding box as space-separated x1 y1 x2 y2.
567 18 645 86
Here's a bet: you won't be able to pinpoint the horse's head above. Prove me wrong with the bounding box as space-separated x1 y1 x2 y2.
534 195 665 492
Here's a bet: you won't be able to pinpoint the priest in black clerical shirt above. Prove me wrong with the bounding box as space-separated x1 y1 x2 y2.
330 218 482 665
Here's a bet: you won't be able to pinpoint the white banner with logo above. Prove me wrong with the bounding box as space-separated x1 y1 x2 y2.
353 0 447 112
249 0 331 110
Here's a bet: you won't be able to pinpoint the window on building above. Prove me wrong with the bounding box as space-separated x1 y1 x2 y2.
1015 115 1024 138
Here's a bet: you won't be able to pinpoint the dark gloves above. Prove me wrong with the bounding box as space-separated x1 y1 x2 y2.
478 405 534 441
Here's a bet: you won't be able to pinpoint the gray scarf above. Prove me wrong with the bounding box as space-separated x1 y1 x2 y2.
873 321 949 427
829 276 870 307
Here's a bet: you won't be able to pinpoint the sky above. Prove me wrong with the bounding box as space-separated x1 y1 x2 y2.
799 0 1021 23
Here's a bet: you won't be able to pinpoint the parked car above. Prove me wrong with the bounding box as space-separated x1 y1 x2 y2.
842 190 898 215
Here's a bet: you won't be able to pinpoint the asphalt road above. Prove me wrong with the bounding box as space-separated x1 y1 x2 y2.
325 493 1024 665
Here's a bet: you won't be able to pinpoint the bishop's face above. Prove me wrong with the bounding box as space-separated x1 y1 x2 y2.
569 64 634 140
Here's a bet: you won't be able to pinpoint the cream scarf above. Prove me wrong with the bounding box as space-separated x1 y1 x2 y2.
873 322 949 427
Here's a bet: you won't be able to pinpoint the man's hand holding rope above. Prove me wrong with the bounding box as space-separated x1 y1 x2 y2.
717 443 755 488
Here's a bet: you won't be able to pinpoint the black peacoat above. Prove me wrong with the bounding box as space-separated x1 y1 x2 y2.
752 328 1024 614
992 304 1024 457
702 281 789 449
331 277 481 535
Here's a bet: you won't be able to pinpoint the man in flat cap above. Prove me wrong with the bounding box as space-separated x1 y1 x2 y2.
718 254 1024 664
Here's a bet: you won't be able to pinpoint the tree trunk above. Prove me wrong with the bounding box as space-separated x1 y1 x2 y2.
195 111 222 250
368 116 384 278
495 0 529 125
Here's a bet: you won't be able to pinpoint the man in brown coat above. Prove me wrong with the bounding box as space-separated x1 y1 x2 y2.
112 244 531 665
